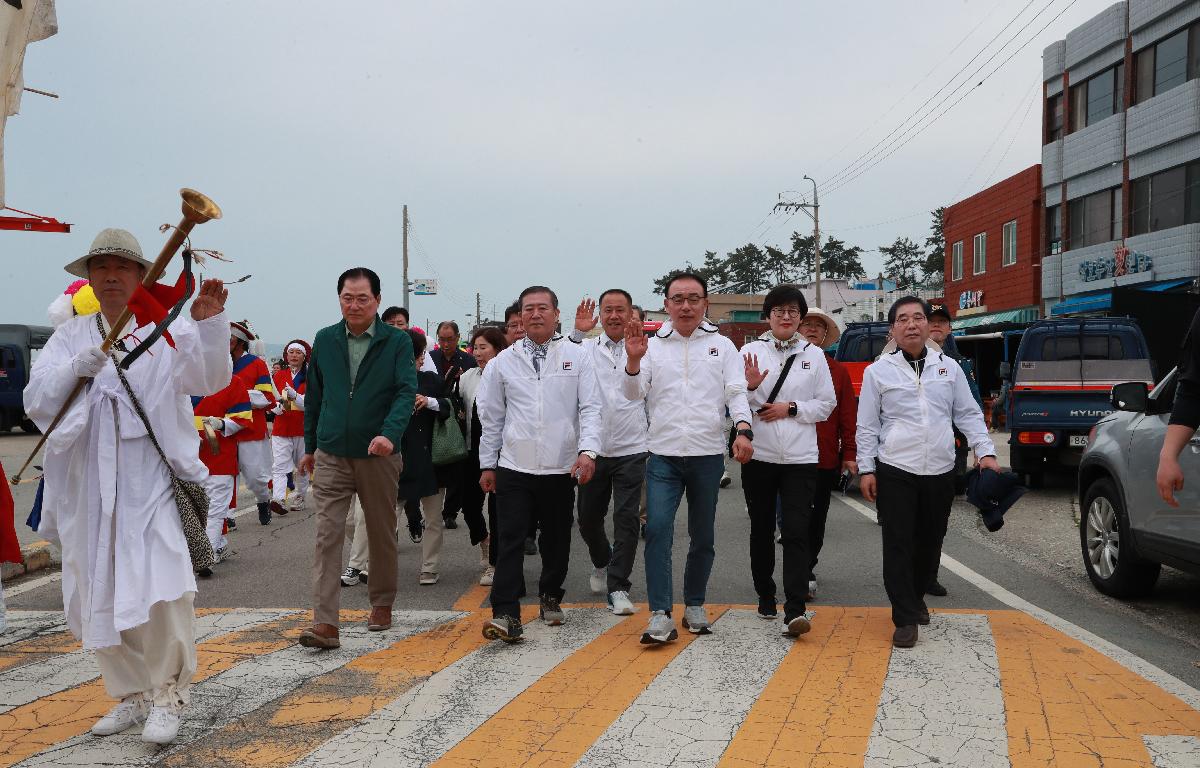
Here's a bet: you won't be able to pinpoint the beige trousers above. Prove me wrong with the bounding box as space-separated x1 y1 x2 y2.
95 593 196 708
311 449 403 627
344 495 400 573
420 489 448 574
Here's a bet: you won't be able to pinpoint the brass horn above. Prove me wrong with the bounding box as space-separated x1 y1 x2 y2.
10 189 222 485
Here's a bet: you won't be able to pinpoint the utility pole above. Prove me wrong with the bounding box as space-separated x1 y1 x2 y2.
475 292 481 329
402 205 410 309
773 175 821 308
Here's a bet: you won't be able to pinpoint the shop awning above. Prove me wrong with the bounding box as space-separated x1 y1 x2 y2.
1050 292 1111 316
952 307 1040 329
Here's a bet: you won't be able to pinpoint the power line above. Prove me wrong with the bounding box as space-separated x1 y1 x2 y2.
951 80 1041 201
820 0 1081 198
817 0 1041 191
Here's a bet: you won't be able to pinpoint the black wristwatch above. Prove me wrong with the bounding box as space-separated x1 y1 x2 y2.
736 427 754 441
787 402 798 417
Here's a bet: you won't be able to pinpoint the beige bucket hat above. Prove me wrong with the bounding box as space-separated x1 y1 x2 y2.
803 306 842 347
64 228 154 279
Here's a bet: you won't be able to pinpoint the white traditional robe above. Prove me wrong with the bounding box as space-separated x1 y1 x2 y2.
24 311 231 649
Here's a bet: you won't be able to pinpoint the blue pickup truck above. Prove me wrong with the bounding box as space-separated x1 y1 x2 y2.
1003 318 1154 486
0 324 53 433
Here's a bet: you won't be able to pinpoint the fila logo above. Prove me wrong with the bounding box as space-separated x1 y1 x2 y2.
563 361 573 371
801 360 811 370
708 348 719 357
938 367 948 376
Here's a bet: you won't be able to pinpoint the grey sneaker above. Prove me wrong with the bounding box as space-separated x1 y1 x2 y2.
589 566 607 594
214 545 229 564
640 610 678 645
783 610 815 637
682 605 712 635
482 615 523 643
340 567 364 587
806 578 818 601
540 595 565 626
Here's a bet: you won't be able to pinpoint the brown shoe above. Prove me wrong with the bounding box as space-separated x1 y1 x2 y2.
893 625 918 648
298 623 340 649
367 606 392 632
270 500 289 517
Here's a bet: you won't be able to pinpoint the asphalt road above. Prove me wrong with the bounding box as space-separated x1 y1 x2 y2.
4 429 1199 688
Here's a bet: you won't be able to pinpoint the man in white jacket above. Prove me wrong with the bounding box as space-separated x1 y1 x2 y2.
856 296 998 649
24 229 231 744
740 285 836 637
623 271 754 644
477 285 603 643
569 289 650 616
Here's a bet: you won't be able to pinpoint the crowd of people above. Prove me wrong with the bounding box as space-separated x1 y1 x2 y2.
5 227 1006 744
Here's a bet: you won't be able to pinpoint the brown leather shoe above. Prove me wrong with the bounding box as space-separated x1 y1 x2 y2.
893 625 918 648
270 500 289 517
367 606 393 632
298 623 340 649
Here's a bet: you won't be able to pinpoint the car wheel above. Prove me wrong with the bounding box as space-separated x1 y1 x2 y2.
1080 478 1160 598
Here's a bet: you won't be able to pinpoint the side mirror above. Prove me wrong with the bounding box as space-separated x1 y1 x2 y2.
998 362 1011 380
1110 381 1148 412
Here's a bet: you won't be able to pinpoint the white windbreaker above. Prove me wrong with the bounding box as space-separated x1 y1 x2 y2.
855 342 995 476
741 337 836 465
568 333 648 458
477 336 603 475
621 322 752 457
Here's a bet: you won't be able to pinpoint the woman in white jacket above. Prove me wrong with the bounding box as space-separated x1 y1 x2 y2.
740 285 836 638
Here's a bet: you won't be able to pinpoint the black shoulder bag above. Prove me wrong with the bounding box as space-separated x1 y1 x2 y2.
728 352 798 457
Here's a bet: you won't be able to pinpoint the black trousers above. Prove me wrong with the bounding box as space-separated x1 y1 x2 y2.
576 452 648 594
490 469 574 618
807 467 840 582
741 460 816 621
459 451 491 546
441 459 467 520
876 462 956 627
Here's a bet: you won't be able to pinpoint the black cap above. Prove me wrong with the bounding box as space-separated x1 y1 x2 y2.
929 304 953 322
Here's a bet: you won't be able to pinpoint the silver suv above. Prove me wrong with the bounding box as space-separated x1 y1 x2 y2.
1078 368 1200 597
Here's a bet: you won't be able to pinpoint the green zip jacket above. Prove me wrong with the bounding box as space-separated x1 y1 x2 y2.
304 317 417 458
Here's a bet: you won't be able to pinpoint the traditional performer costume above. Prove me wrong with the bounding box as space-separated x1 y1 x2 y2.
270 340 310 513
230 321 277 525
23 228 232 743
192 381 253 569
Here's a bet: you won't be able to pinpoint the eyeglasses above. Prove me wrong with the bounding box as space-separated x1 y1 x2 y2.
339 295 374 307
770 308 802 318
667 294 704 306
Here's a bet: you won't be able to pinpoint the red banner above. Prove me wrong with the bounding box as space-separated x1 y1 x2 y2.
125 268 194 348
0 463 21 565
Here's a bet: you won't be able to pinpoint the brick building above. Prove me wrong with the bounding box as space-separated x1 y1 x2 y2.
1040 0 1200 316
942 165 1044 329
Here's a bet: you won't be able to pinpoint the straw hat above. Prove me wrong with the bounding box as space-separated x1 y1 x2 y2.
64 228 153 279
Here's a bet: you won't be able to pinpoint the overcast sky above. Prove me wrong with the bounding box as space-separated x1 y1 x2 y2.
2 0 1110 344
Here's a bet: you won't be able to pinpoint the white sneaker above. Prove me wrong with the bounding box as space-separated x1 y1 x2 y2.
479 565 494 586
419 572 439 586
807 579 818 599
609 591 636 616
213 545 229 564
640 610 678 644
141 704 181 744
479 538 490 568
589 566 607 594
91 695 149 736
783 610 816 638
287 495 306 512
682 605 712 635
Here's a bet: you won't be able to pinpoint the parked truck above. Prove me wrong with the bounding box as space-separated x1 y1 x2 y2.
1002 318 1154 486
0 324 53 433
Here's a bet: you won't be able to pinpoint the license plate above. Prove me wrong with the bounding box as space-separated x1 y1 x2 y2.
1069 435 1088 447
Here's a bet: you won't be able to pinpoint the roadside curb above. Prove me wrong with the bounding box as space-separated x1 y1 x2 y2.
1 540 56 581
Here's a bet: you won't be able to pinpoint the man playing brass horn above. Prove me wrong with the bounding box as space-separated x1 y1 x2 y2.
23 228 231 745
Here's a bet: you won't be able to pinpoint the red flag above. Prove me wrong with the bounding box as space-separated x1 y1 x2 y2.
125 268 194 348
0 463 21 566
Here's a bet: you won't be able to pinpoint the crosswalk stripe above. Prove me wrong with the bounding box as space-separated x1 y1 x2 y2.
865 613 1009 767
992 610 1200 766
12 610 465 767
431 607 697 768
290 607 622 768
0 611 69 647
718 606 894 766
575 608 791 768
0 610 307 767
1143 735 1200 767
156 607 531 768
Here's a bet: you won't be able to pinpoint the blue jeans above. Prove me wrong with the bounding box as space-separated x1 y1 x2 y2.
643 453 724 613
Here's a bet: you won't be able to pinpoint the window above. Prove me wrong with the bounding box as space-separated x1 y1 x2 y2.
972 232 986 275
951 240 963 281
1046 205 1062 255
1068 63 1123 132
1038 334 1125 362
1133 22 1200 103
1130 159 1200 235
1068 188 1120 249
1002 220 1018 266
1046 93 1063 143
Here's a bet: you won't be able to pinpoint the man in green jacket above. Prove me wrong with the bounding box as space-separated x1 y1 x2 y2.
296 267 417 650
